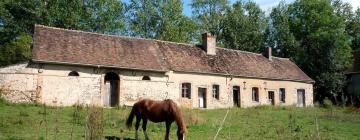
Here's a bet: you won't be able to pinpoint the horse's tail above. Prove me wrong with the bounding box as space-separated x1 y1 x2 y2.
126 105 136 129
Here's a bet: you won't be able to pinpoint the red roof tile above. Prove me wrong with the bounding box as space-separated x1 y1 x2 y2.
32 25 314 83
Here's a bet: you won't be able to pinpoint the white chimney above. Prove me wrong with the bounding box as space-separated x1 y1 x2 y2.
202 32 216 55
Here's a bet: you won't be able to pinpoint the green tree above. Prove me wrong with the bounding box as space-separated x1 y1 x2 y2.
222 1 267 52
0 0 125 66
127 0 195 43
44 0 125 34
347 8 360 50
0 33 32 66
191 0 229 39
156 0 196 42
267 1 299 59
288 0 352 103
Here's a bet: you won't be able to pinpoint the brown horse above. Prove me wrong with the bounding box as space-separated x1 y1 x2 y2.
126 99 187 140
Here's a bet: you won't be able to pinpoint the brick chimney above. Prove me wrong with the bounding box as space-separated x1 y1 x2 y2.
202 32 216 55
264 47 272 61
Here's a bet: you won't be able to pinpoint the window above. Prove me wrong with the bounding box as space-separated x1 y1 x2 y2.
212 85 219 100
142 76 151 80
68 71 79 76
252 87 259 102
181 83 191 99
279 88 286 103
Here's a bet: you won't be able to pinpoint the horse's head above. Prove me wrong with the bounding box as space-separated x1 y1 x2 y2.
177 128 186 140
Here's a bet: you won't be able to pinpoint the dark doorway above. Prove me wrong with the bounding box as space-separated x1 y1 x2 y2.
233 86 240 107
198 88 207 108
268 91 275 105
297 89 305 107
104 72 119 107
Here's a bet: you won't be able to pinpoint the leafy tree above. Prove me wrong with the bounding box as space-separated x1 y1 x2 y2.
44 0 125 34
155 0 196 42
126 0 160 38
288 0 352 103
127 0 195 43
222 1 267 52
0 0 125 66
191 0 229 39
266 1 299 59
0 33 32 66
347 8 360 50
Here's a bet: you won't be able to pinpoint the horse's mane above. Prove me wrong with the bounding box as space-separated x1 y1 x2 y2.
167 99 187 134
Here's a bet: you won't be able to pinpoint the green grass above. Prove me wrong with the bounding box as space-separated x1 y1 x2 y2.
0 99 359 140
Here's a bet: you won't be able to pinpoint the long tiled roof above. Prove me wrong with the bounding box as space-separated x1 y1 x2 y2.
32 25 314 83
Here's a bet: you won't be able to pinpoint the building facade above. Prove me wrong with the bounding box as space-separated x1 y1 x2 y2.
0 25 314 108
347 49 360 104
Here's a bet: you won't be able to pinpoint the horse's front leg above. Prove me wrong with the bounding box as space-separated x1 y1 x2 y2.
165 121 172 140
142 118 150 140
135 116 141 140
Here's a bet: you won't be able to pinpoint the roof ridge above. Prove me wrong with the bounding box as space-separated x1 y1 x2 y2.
272 56 290 60
35 24 195 47
216 47 290 60
216 47 262 55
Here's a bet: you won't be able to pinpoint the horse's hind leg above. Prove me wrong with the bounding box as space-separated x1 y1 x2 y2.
135 116 141 140
142 118 150 140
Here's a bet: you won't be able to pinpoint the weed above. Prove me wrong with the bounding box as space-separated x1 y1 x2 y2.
85 105 104 140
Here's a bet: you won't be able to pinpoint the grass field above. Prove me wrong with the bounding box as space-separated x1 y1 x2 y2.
0 98 360 140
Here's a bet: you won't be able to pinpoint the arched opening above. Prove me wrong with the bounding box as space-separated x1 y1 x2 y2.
142 76 151 80
68 71 79 76
104 72 119 107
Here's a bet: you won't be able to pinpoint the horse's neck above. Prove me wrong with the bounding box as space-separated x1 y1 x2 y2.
172 106 186 132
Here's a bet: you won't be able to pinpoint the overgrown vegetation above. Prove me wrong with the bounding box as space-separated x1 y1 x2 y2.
0 100 359 140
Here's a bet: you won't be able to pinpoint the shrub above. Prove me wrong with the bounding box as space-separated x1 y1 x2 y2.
322 98 333 109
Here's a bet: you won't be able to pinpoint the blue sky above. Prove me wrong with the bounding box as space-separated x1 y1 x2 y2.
182 0 360 16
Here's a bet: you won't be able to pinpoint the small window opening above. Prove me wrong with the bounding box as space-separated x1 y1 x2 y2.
181 83 191 99
279 88 286 103
68 71 79 76
142 76 151 80
252 87 259 102
212 85 220 100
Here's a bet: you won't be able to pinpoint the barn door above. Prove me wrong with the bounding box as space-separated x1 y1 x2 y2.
233 86 240 107
268 91 275 105
198 88 207 108
104 72 119 107
104 81 111 107
297 89 305 107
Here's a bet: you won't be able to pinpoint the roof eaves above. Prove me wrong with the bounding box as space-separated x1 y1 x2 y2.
32 59 168 72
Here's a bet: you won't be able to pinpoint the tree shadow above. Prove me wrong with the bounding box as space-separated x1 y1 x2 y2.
105 136 135 140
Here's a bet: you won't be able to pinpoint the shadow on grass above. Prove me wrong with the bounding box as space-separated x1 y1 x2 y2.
105 136 135 140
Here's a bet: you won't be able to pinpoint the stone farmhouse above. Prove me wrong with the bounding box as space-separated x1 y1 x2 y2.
0 25 314 108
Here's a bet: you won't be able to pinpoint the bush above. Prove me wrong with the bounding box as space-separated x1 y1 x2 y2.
322 98 333 109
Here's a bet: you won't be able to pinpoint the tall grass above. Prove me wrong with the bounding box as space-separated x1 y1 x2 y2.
0 100 359 139
85 105 104 140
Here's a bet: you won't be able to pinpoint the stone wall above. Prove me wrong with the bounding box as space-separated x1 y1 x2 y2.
0 62 313 108
41 75 101 106
170 71 313 108
0 63 38 103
